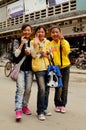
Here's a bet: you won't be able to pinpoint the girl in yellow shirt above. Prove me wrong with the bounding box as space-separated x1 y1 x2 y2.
44 26 70 113
30 26 51 120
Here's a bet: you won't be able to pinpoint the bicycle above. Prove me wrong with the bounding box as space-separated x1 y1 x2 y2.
4 60 14 77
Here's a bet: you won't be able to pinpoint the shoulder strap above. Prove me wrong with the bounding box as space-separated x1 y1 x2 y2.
18 56 26 66
48 54 54 66
60 41 62 67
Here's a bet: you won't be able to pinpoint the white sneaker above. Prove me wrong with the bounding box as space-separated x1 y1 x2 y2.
44 110 52 116
38 114 45 121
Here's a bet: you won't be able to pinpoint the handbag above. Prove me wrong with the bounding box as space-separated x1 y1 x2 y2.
47 65 63 88
10 56 26 81
47 53 63 88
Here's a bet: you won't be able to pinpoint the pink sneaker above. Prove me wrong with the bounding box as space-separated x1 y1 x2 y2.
55 106 61 112
60 106 66 113
16 110 22 120
22 106 32 115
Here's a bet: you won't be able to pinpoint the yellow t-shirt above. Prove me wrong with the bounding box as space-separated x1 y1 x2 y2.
30 39 51 72
50 39 70 68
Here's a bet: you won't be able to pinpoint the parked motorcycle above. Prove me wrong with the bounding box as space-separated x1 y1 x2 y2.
81 59 86 69
75 52 86 69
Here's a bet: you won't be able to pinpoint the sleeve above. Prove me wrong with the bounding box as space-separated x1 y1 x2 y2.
61 39 70 56
13 39 21 57
30 40 37 58
15 49 21 57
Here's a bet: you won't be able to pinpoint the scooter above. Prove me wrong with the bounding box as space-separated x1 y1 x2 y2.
81 59 86 70
75 55 84 69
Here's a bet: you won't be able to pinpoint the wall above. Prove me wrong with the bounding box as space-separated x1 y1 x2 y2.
0 6 7 22
76 0 86 10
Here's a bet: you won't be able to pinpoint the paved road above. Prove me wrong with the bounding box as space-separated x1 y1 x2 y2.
0 67 86 130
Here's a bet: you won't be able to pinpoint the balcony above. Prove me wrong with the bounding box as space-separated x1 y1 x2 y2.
0 0 80 37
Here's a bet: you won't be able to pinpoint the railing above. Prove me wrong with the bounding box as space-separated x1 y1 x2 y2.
0 0 76 30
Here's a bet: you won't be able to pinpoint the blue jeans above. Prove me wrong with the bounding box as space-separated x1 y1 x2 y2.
35 70 47 115
44 65 70 109
15 70 33 111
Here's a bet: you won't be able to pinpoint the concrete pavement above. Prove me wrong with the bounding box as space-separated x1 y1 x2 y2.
0 65 86 130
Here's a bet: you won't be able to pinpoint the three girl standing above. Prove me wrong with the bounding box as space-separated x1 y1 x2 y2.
14 24 70 121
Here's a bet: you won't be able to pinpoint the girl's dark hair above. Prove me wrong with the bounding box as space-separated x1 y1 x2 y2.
35 25 46 34
21 23 32 31
50 26 61 32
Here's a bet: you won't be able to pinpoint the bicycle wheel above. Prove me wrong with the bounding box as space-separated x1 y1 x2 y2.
4 61 12 77
82 64 86 70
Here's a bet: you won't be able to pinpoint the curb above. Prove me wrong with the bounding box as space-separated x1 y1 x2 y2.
70 71 86 74
0 65 5 67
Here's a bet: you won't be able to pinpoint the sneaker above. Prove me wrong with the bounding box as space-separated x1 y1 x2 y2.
55 106 61 112
44 110 52 116
38 114 45 121
16 110 22 120
60 106 66 113
22 106 32 115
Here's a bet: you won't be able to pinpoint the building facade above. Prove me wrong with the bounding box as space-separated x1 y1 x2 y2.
0 0 86 54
